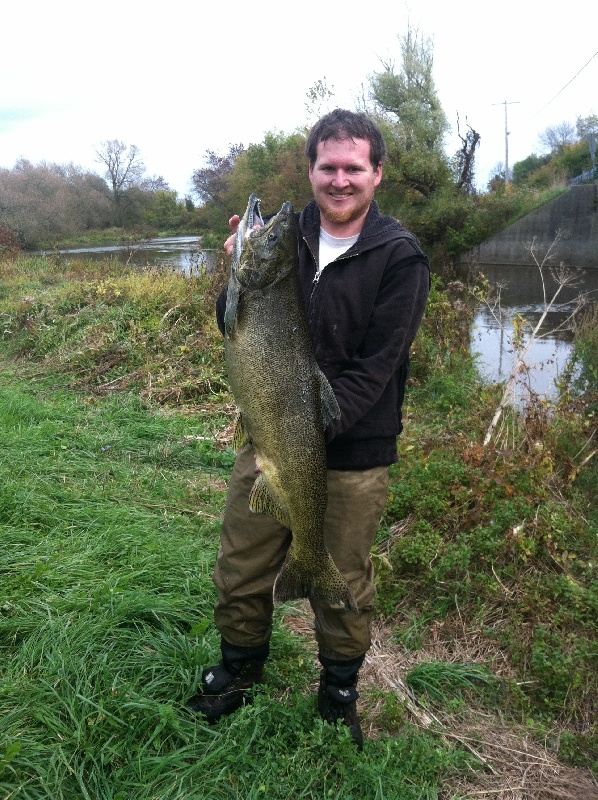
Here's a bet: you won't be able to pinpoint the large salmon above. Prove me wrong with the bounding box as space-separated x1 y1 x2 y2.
224 194 358 614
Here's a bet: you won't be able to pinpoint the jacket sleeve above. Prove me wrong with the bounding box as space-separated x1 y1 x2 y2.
324 254 430 442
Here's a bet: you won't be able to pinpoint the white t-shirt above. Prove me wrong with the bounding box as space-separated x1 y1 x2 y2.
318 228 359 273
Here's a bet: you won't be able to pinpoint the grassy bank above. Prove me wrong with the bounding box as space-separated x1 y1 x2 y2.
0 253 596 798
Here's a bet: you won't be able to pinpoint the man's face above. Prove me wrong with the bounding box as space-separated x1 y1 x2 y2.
308 137 382 235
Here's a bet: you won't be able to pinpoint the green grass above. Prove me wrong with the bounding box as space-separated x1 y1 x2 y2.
0 253 596 794
0 372 474 798
405 662 498 708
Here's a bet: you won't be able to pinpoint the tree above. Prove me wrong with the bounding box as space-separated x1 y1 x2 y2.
226 132 312 216
514 140 592 188
454 115 481 194
369 27 449 150
141 175 171 192
575 113 598 141
0 225 20 256
512 153 551 184
538 121 576 155
487 163 506 192
95 139 146 226
0 159 113 247
367 25 451 207
304 77 335 124
191 144 244 211
142 190 191 232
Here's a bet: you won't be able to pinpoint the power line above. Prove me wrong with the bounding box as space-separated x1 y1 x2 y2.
478 49 598 186
515 49 598 132
471 49 598 189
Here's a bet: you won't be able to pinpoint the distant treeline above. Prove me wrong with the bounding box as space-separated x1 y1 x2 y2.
0 157 199 250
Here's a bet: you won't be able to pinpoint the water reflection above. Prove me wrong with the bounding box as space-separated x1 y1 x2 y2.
472 306 577 399
460 263 598 401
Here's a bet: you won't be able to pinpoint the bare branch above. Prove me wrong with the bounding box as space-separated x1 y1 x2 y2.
480 236 587 447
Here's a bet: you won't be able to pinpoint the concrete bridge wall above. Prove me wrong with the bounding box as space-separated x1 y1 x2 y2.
462 184 598 269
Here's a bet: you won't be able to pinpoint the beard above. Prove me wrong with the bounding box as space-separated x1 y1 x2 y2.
318 192 372 228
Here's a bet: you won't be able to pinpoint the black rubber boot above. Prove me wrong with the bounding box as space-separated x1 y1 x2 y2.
317 655 365 750
185 639 269 723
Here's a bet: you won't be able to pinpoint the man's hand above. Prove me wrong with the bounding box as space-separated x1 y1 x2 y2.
223 215 241 256
223 214 263 256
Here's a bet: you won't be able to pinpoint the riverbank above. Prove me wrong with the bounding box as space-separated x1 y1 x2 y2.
34 226 203 252
0 253 596 796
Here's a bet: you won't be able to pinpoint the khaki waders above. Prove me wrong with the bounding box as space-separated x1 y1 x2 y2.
213 445 390 661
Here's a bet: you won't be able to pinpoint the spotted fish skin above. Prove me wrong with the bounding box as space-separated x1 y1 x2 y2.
224 194 357 614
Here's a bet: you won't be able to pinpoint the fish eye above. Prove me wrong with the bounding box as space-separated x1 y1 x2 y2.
268 233 277 241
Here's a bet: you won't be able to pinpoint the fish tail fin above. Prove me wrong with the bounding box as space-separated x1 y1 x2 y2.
273 553 358 615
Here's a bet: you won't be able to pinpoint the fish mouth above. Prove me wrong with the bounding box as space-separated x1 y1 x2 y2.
230 197 296 291
242 193 264 236
232 195 293 278
234 194 264 258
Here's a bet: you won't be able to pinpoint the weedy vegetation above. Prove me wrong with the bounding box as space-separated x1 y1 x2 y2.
0 251 596 799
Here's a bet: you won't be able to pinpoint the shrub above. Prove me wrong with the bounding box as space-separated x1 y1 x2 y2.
0 226 20 256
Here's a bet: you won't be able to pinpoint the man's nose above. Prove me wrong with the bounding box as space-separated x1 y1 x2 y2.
331 170 349 187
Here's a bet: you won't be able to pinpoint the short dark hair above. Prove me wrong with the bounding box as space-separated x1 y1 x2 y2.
305 109 386 169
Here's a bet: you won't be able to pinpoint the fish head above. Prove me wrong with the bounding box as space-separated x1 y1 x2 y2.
235 199 297 290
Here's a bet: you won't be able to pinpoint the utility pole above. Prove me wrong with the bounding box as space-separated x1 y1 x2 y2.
494 100 520 183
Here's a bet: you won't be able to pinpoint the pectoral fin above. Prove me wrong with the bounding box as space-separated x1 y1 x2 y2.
249 473 290 528
232 412 249 452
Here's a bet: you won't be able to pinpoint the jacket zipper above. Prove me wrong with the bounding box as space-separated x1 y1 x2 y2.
304 236 320 308
304 235 360 309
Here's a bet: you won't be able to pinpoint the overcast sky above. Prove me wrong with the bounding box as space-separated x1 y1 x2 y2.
2 1 596 202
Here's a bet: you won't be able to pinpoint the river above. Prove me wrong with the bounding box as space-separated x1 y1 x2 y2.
45 235 218 276
49 239 597 402
461 263 598 401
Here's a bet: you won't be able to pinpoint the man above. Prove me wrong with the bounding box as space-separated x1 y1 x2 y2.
185 109 430 748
